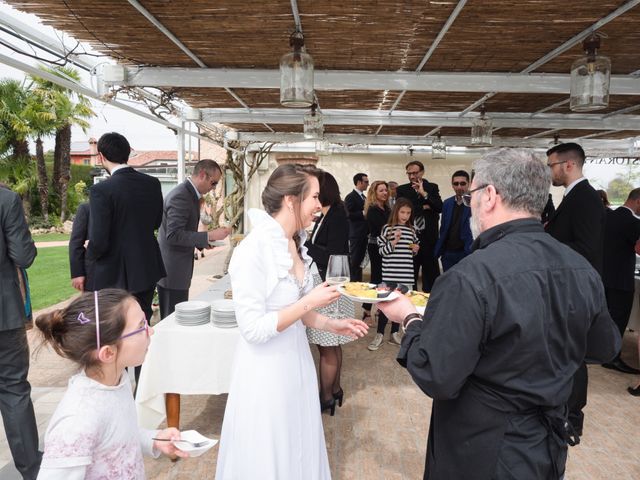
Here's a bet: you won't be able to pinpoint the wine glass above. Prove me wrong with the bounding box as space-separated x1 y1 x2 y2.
325 255 350 318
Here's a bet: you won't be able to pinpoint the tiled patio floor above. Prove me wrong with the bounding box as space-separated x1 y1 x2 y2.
2 248 639 479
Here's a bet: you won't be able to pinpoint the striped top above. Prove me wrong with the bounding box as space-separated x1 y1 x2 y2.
378 224 419 286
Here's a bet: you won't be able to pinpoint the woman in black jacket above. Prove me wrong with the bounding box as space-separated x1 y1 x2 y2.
305 171 355 415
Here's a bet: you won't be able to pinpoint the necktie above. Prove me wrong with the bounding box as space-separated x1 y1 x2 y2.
361 193 366 201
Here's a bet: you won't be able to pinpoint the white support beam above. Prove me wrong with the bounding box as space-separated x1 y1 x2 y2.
118 68 640 95
202 108 640 130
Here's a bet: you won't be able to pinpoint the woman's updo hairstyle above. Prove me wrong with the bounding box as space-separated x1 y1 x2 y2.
262 164 319 230
35 289 134 370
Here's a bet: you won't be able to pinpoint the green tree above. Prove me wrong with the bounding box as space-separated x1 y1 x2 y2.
0 79 31 161
607 176 634 203
31 67 95 221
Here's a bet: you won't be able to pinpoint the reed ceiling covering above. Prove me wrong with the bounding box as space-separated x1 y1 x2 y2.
5 0 640 150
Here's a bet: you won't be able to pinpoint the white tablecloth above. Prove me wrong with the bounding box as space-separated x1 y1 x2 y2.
135 276 240 428
629 276 640 332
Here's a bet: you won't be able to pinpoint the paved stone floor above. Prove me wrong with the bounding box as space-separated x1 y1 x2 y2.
2 245 640 479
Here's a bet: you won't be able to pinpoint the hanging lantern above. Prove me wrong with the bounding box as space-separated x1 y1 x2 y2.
303 103 323 139
570 34 610 112
471 105 493 146
431 133 446 160
280 30 314 107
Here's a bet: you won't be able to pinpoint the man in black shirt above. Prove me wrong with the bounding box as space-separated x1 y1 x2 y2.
378 148 619 480
434 170 472 271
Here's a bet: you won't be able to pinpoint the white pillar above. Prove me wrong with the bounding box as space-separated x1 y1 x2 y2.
177 120 185 184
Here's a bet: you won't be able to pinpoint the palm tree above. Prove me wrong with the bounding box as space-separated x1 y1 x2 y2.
31 67 95 221
0 79 31 161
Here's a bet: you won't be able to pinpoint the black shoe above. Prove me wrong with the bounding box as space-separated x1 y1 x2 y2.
320 396 336 416
628 385 640 396
602 359 640 375
333 388 344 407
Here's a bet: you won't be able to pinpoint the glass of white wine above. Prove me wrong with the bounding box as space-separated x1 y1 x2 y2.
326 255 350 318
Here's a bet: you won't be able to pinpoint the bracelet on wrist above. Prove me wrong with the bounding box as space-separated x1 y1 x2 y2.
402 312 423 333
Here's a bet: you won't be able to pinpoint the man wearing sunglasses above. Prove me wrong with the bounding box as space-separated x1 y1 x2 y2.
434 170 473 271
377 149 619 480
157 159 231 319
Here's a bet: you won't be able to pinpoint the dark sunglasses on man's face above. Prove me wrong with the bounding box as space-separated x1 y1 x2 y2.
452 181 468 187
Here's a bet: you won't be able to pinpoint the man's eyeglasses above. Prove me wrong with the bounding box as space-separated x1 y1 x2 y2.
546 160 567 167
406 170 422 176
462 184 489 207
119 317 149 340
452 181 468 187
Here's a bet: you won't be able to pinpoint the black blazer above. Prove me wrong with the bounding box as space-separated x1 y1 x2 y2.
344 190 368 240
305 204 349 280
396 179 443 244
87 167 166 292
603 206 640 291
545 179 606 275
68 202 94 288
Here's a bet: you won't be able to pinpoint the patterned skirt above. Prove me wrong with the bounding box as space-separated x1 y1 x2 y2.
306 273 356 347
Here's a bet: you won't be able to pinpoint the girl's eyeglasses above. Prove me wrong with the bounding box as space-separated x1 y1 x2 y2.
119 317 150 340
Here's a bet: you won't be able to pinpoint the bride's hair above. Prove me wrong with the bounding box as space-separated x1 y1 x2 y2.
262 164 319 232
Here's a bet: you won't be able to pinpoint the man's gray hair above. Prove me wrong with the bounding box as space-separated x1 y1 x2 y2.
472 148 551 216
193 159 221 176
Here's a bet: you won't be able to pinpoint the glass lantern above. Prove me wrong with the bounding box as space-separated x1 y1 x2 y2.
315 140 331 156
570 35 610 112
304 104 323 140
431 134 446 160
471 109 493 146
280 31 314 107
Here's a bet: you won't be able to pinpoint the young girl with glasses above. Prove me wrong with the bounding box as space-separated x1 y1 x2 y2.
369 198 420 351
35 289 187 478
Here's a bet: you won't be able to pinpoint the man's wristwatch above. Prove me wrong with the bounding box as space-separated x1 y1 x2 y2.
402 312 423 333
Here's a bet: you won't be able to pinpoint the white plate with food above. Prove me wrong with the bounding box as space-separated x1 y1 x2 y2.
405 290 429 315
337 282 400 304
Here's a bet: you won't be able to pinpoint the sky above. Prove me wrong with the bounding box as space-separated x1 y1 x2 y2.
0 2 638 190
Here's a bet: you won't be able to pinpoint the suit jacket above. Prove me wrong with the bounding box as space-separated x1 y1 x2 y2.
0 188 36 331
304 204 349 280
344 189 368 240
68 202 94 288
87 166 165 292
545 179 605 275
434 196 472 257
157 180 209 290
396 178 442 245
603 206 640 291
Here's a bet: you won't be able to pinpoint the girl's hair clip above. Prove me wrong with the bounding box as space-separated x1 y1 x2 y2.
77 312 91 325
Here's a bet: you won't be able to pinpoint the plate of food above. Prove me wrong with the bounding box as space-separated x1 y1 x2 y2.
208 240 226 247
405 290 429 314
337 282 400 304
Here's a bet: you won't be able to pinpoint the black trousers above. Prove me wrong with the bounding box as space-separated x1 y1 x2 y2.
349 235 367 282
132 288 155 385
0 328 41 479
605 287 635 348
157 285 189 320
413 233 440 293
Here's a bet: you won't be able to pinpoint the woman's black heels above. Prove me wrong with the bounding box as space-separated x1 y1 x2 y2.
628 385 640 396
333 388 344 407
320 397 336 416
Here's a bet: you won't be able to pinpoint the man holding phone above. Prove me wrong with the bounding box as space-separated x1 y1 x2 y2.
396 160 442 292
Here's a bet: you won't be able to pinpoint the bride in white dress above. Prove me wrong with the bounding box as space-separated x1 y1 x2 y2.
215 164 368 480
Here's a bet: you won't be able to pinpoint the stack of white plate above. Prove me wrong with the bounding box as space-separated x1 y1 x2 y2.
210 299 237 328
175 301 211 326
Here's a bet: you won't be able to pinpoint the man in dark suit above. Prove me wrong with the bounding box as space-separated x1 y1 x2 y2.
434 170 472 271
397 160 442 291
157 160 231 319
545 142 606 438
0 186 41 479
88 132 165 381
344 173 369 281
69 202 93 291
602 188 640 376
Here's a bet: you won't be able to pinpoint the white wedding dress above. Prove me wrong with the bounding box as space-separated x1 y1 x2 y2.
215 209 331 480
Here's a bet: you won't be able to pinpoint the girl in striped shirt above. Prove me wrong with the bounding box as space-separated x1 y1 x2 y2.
368 198 420 351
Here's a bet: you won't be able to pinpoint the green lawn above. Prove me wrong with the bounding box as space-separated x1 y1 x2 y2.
28 246 77 311
32 233 70 242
